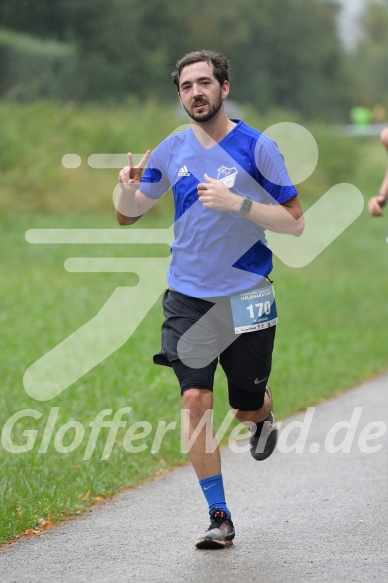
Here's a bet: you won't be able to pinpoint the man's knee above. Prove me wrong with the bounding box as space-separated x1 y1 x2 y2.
182 388 213 424
234 409 260 424
233 389 270 424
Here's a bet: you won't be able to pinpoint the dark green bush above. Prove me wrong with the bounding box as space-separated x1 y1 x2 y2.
0 28 77 101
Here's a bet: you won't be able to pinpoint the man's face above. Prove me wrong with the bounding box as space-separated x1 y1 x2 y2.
178 61 229 123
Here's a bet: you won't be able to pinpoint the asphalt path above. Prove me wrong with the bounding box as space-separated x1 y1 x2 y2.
1 374 387 582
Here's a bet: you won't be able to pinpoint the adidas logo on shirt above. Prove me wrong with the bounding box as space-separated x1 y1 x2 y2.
178 165 190 177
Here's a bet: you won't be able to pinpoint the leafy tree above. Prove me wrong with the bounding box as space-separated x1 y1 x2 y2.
174 0 351 119
0 0 71 40
349 0 388 107
0 0 354 119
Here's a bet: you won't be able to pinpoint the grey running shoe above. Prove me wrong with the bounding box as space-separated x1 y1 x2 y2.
250 386 278 461
195 510 235 549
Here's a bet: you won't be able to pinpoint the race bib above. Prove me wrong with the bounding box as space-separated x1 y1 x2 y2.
230 284 278 334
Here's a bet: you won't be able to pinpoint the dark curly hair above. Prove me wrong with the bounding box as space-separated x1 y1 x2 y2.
171 50 230 91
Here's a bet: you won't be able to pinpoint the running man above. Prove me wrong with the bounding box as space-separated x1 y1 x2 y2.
368 127 388 216
115 50 304 549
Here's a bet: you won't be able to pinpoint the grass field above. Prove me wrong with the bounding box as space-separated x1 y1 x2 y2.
0 102 388 544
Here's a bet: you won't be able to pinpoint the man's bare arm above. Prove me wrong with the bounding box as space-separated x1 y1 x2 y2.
368 128 388 217
197 173 304 236
114 151 154 225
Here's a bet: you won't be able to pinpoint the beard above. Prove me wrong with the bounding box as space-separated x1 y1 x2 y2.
182 88 223 122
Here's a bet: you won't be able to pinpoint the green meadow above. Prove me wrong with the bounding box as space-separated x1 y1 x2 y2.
0 102 387 543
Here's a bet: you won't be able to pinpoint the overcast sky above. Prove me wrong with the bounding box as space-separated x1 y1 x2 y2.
335 0 368 48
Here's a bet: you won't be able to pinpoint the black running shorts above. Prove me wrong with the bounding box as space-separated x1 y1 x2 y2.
153 289 276 411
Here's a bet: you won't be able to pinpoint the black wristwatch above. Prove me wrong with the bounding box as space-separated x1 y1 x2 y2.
239 196 252 216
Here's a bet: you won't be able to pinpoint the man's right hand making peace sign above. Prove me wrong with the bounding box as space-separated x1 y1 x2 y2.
115 150 153 225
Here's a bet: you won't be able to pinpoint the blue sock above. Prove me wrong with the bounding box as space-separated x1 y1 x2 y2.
199 474 231 519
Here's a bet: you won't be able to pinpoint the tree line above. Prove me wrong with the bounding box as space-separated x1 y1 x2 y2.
0 0 387 121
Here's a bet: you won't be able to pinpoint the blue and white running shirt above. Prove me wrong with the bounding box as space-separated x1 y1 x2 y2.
139 119 297 297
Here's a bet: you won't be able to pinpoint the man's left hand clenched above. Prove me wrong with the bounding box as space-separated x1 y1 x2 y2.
197 173 240 212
